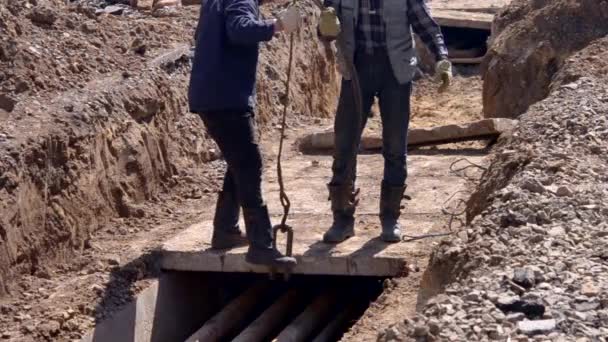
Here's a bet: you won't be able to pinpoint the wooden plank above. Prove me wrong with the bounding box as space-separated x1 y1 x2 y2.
451 56 486 64
429 0 512 14
431 9 494 30
449 47 485 59
297 119 518 153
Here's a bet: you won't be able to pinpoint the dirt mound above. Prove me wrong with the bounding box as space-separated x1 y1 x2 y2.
378 35 608 342
0 0 338 303
551 36 608 90
0 0 203 297
482 0 608 119
0 0 195 109
465 146 531 223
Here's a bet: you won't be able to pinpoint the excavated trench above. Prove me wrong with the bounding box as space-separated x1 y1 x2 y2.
416 23 491 73
76 61 486 342
81 143 488 342
442 26 491 61
0 3 495 340
83 272 387 342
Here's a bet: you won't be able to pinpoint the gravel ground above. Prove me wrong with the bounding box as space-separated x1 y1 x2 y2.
377 37 608 342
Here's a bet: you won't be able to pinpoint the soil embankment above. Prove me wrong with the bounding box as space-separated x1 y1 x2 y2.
377 0 608 340
482 0 608 119
0 0 337 299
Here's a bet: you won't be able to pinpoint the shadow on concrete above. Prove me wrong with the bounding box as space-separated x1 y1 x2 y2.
301 237 391 269
84 250 160 342
349 237 390 258
81 251 259 342
302 240 338 257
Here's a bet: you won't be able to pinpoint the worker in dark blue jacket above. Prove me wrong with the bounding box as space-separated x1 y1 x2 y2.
188 0 301 268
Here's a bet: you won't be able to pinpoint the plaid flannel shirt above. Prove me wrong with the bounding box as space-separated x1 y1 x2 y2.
356 0 385 52
357 0 448 59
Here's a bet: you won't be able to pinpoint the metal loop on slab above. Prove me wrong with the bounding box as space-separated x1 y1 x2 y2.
272 224 294 257
271 224 294 281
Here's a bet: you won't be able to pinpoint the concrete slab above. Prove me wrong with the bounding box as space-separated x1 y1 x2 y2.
161 150 484 277
161 215 412 276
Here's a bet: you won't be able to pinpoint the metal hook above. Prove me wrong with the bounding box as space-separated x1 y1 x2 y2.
272 224 294 281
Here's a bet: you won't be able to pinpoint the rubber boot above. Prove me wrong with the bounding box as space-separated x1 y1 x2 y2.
211 191 248 249
380 182 406 243
243 206 297 268
323 185 358 243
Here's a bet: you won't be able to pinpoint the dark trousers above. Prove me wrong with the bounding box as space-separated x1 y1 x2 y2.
331 49 412 187
200 111 264 209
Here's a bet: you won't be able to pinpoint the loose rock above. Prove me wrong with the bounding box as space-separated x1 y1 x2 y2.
581 282 599 297
517 319 556 336
513 268 536 289
555 186 573 197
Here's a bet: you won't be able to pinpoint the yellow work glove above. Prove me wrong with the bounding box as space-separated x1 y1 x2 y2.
435 59 452 93
319 7 340 41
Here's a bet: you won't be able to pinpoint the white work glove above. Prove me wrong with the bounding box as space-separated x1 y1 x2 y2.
276 7 302 34
435 59 452 92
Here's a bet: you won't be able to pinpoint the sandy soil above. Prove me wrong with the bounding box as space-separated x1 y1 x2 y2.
0 0 487 338
0 68 485 341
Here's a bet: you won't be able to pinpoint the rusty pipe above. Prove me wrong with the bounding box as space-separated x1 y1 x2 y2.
185 282 268 342
275 288 339 342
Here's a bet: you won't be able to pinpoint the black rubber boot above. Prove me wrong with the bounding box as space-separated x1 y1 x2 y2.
243 206 297 268
211 191 248 249
380 182 406 243
323 185 358 243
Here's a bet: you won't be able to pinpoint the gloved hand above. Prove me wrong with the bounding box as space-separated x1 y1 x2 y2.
276 7 302 34
435 59 452 92
318 7 340 41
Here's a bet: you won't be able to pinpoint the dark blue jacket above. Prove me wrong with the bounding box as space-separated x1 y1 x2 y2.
188 0 275 113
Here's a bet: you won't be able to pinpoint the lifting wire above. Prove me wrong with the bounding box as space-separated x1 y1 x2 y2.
271 23 296 281
271 1 364 280
401 159 488 242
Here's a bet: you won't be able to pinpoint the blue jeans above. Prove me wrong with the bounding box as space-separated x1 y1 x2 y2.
331 49 412 187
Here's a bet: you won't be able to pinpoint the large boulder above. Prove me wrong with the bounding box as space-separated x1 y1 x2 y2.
482 0 608 118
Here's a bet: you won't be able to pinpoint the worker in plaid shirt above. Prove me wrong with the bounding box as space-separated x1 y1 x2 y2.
318 0 452 243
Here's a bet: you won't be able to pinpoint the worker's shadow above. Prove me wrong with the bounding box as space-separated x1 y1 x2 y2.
302 237 390 261
83 250 160 342
302 240 338 257
349 237 390 257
